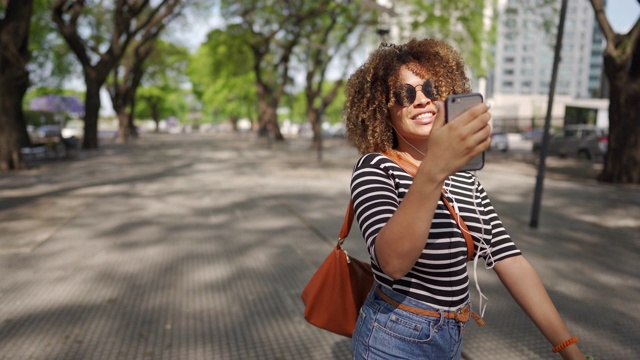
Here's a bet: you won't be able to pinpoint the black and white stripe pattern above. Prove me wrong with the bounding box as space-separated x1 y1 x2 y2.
351 153 521 310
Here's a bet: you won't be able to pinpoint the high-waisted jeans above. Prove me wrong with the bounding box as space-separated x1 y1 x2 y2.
351 285 468 360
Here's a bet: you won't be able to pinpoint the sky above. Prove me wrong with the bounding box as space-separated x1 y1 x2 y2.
607 0 640 32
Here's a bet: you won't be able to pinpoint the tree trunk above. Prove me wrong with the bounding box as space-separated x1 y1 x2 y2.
0 0 33 170
111 80 129 144
257 97 272 137
258 102 284 141
229 115 238 132
270 116 284 141
115 109 129 144
151 102 160 133
82 77 102 149
589 0 640 184
127 99 138 138
0 85 26 170
599 74 640 183
308 107 323 161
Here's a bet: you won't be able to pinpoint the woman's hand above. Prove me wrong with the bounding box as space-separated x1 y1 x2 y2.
420 101 492 181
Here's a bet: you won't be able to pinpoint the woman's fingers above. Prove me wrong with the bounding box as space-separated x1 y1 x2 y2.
423 101 492 176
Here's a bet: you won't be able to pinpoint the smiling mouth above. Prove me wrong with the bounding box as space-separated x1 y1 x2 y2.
413 111 436 123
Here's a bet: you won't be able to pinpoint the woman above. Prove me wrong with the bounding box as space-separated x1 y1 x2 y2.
344 38 585 359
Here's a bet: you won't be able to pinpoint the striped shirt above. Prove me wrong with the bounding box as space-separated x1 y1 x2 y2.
351 153 521 311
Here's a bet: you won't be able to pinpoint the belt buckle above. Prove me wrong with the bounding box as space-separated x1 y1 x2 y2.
453 305 470 323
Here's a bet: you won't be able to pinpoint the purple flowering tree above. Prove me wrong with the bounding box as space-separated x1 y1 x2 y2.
29 95 84 118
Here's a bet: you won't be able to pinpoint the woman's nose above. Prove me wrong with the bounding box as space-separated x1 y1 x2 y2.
415 90 432 106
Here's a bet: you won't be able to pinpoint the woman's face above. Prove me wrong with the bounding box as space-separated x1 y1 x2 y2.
389 65 438 144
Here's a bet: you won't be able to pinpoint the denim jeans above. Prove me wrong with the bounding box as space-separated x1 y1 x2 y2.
352 285 468 360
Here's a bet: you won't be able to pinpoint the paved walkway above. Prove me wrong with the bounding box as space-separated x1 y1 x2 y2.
0 132 638 359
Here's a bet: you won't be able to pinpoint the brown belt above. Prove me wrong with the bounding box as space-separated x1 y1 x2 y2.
375 287 471 323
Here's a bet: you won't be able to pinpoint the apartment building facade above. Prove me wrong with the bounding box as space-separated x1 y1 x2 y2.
488 0 607 130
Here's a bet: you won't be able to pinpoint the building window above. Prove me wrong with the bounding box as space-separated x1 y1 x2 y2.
504 69 515 75
502 81 514 88
504 57 515 64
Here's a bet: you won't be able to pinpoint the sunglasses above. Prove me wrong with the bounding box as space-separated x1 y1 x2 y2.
393 80 435 107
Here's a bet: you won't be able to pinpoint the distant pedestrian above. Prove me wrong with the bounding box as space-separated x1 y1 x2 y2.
343 38 586 359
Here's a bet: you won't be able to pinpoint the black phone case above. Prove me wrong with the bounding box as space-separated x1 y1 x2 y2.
445 93 485 171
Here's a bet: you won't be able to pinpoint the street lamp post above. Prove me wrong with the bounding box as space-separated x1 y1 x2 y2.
530 0 569 228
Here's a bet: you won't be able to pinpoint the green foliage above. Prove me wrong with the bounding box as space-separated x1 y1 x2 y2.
23 110 57 127
143 40 191 88
288 80 346 124
28 0 78 88
130 40 192 122
135 86 175 120
404 0 496 78
187 28 257 123
322 82 346 123
296 0 372 123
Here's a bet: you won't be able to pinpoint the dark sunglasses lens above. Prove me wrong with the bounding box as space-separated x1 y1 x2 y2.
421 80 435 100
394 84 416 106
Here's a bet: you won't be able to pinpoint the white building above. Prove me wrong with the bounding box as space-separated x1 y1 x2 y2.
489 0 606 130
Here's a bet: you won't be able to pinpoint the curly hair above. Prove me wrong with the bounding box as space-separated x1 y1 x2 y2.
343 38 471 154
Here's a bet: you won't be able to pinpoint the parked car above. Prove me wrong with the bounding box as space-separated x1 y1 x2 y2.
546 125 608 161
530 129 551 152
489 131 509 152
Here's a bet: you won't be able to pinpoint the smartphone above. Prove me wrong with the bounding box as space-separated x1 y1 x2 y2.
445 93 485 171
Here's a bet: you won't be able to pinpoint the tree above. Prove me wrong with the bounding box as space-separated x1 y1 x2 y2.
134 87 163 131
109 38 156 143
188 28 257 129
0 0 34 170
589 0 640 184
108 17 187 144
52 0 186 149
134 41 191 132
220 0 331 141
298 0 374 159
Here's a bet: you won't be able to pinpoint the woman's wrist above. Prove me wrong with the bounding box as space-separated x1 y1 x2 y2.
415 160 448 189
557 342 584 359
